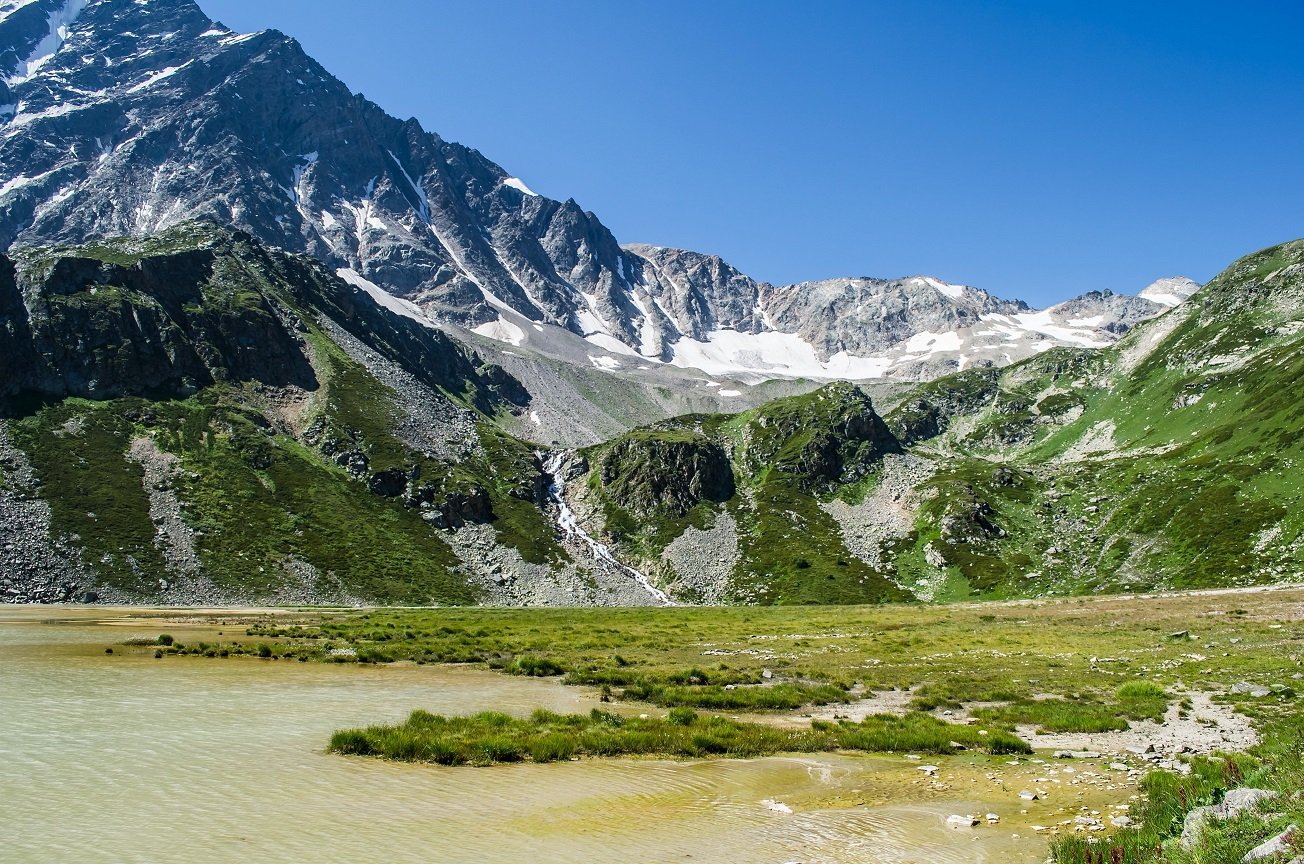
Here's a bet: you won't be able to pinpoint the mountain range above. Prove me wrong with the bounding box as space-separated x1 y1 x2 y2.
0 0 1296 607
1 0 1198 392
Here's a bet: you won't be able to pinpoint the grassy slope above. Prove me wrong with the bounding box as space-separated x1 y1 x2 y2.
9 391 478 602
578 386 912 606
880 241 1304 598
3 227 567 602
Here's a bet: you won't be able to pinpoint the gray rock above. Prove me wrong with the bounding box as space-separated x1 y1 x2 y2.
1223 789 1281 811
1180 789 1280 849
1242 825 1297 863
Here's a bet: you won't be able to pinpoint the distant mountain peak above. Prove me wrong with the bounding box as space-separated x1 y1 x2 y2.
1139 276 1202 307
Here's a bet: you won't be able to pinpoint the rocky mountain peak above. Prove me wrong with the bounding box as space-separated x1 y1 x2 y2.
0 0 1207 386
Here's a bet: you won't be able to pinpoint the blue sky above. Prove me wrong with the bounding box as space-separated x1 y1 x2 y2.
199 0 1304 306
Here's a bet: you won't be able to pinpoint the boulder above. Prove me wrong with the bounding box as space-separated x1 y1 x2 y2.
1242 825 1297 863
1180 789 1280 849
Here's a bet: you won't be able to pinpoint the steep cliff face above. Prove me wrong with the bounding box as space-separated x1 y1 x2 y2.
0 224 524 409
2 243 315 399
598 431 735 520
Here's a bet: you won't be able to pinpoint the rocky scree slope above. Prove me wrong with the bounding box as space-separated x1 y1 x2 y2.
0 0 1195 384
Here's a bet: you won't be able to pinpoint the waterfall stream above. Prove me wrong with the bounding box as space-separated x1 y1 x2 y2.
541 453 673 606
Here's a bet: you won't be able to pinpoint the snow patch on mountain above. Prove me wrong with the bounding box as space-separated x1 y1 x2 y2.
385 149 430 223
984 311 1112 348
916 276 968 300
0 1 42 24
471 316 526 347
667 328 894 380
6 0 87 84
126 61 191 93
337 268 439 330
502 177 537 197
1139 276 1201 308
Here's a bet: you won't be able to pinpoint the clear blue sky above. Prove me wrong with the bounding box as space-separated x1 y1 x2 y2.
198 0 1304 306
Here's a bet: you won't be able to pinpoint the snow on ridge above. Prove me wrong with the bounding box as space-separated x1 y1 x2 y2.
336 268 440 330
0 0 40 24
917 275 968 301
126 61 191 93
1139 276 1200 308
218 31 261 46
385 149 430 223
502 176 537 197
6 0 88 85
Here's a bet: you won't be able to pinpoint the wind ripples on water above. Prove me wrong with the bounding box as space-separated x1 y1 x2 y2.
2 610 1054 864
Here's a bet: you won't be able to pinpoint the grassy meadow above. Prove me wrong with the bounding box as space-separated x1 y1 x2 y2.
139 586 1304 862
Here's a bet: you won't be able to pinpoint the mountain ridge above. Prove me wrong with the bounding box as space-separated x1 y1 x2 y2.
0 0 1198 385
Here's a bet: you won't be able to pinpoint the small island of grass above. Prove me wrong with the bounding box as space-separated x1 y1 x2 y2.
329 707 1031 766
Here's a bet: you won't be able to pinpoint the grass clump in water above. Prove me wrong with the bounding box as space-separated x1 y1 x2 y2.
329 708 1030 766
